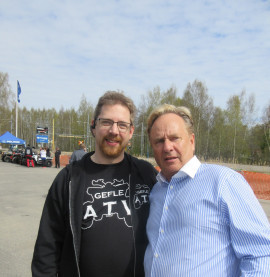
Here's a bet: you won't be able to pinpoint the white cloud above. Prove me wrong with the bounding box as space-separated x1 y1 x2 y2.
0 0 269 115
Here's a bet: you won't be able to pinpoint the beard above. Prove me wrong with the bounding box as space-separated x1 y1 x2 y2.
98 134 127 158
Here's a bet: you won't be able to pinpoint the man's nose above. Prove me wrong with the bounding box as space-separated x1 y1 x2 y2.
109 122 120 134
163 139 173 152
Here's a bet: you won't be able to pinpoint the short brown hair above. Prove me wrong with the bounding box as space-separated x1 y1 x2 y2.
93 91 136 124
147 104 194 136
79 143 86 149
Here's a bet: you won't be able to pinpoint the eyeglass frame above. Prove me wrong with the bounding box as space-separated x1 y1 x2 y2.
96 118 133 133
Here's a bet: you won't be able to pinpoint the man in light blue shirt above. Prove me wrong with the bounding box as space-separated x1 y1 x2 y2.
144 104 270 276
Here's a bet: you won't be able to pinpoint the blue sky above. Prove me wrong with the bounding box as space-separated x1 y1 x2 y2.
0 0 269 117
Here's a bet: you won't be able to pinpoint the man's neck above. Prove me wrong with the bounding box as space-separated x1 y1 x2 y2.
91 151 125 165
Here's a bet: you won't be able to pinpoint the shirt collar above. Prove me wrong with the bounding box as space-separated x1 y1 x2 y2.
157 156 201 184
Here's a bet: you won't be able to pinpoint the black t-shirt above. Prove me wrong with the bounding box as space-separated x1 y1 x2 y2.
25 147 32 155
79 156 134 277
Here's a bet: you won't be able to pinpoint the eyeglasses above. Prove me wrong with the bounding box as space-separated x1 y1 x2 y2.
97 118 132 133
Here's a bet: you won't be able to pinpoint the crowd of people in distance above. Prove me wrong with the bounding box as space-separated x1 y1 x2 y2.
24 144 61 168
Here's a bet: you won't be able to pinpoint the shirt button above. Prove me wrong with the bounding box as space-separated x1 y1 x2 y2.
170 185 173 189
165 206 168 210
161 229 164 233
155 253 158 258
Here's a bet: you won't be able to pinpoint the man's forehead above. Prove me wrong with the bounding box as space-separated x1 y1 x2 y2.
100 104 130 116
151 126 179 138
150 117 188 138
154 130 178 137
152 120 180 132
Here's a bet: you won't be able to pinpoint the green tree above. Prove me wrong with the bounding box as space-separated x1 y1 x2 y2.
262 102 270 155
225 93 248 163
135 86 181 156
248 124 266 164
224 90 256 163
0 72 15 135
77 94 94 151
160 86 181 106
209 107 226 161
182 80 214 159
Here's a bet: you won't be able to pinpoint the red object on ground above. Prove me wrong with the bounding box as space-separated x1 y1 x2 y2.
239 171 270 200
26 155 35 167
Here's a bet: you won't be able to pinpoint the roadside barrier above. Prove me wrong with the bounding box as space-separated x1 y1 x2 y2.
52 154 70 167
239 171 270 200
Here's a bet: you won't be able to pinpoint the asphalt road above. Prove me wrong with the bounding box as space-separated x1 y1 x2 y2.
0 160 269 277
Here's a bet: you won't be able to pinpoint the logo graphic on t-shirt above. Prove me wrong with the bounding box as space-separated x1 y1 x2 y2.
133 184 151 209
82 179 131 229
82 179 151 230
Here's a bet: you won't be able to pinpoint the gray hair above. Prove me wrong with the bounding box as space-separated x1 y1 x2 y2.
147 104 194 136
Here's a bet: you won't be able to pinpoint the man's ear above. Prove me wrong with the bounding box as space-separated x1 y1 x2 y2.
90 120 96 137
190 133 195 154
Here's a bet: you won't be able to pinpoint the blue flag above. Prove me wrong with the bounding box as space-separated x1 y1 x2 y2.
17 80 21 103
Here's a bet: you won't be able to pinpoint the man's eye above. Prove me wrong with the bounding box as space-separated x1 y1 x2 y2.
102 120 112 126
171 137 181 142
118 123 128 129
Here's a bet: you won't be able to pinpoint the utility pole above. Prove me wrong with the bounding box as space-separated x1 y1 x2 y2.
10 115 13 134
52 118 55 151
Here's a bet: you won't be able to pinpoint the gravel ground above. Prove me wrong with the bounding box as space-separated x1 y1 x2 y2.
0 158 269 277
205 162 270 174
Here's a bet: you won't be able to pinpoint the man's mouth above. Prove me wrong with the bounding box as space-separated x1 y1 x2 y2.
105 137 121 145
165 156 177 161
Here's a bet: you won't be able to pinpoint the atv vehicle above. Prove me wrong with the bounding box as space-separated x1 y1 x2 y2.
1 151 14 162
32 154 53 167
12 152 24 164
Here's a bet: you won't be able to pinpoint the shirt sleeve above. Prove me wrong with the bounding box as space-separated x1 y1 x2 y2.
69 152 74 163
32 169 68 276
220 171 270 276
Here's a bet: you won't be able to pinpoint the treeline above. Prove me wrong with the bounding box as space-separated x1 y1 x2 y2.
135 82 270 165
1 72 270 165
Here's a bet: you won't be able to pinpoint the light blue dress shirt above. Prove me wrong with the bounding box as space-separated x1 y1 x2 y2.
144 156 270 276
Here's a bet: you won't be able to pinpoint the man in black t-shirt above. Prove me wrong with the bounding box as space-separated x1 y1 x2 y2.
54 147 61 168
32 91 157 277
80 156 134 276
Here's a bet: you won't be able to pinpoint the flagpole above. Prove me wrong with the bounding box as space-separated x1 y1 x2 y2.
16 81 18 137
16 80 21 137
16 99 18 137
